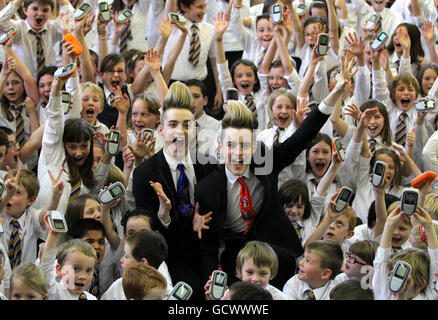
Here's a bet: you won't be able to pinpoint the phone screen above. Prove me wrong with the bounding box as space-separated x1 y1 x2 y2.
395 264 408 278
340 190 350 201
110 185 123 197
175 285 188 299
100 2 108 10
227 89 238 100
109 132 119 143
53 219 65 229
214 274 225 285
405 193 416 204
375 164 384 175
319 35 328 45
377 32 387 41
124 10 133 18
273 5 281 13
62 92 70 103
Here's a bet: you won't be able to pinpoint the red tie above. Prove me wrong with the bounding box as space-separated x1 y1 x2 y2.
237 177 257 235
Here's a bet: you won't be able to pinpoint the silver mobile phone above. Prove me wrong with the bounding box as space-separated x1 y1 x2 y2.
332 137 345 161
98 2 111 23
333 186 353 212
115 8 133 23
316 33 329 56
371 31 388 51
389 261 411 293
372 161 386 188
73 2 91 21
106 130 121 156
271 4 283 24
414 98 435 112
169 12 187 24
98 181 126 204
401 190 418 216
226 88 239 101
210 270 227 300
166 281 193 300
61 91 71 114
47 210 68 233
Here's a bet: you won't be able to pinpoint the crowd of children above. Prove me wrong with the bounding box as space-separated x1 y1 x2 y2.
0 0 437 301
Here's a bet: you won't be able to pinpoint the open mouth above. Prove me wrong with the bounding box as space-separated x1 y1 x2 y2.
85 108 95 116
111 80 120 88
314 161 326 171
172 137 186 146
400 98 411 108
277 115 289 125
36 17 43 25
240 83 250 90
6 202 12 209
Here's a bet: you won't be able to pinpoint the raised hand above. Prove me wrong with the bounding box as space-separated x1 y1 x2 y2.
192 203 213 239
48 168 65 199
213 11 229 40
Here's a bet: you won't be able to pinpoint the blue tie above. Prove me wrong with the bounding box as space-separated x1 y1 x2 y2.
177 164 194 217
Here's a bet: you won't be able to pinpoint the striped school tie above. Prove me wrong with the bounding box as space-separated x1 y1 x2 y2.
78 293 88 300
69 178 81 200
108 92 116 108
176 164 194 217
395 112 407 146
306 289 316 300
272 128 283 146
245 94 258 119
8 220 22 269
257 48 267 71
89 270 100 299
369 73 373 99
13 105 25 149
395 60 400 73
188 24 200 67
392 246 402 253
119 22 132 55
295 224 303 243
368 138 377 156
374 15 382 34
267 120 273 129
33 31 45 73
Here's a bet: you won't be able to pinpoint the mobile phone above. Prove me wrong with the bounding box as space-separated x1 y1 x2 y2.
106 130 121 156
210 270 227 300
0 221 3 235
365 14 379 31
389 261 411 293
73 2 91 21
306 101 318 111
370 31 388 51
166 281 193 300
401 190 418 216
98 181 126 204
168 12 187 24
372 160 387 188
331 137 345 161
61 91 71 114
226 88 239 101
316 33 329 56
47 210 68 233
115 8 133 24
271 4 283 24
54 63 76 80
62 33 83 56
414 98 435 112
333 186 353 212
140 128 154 140
333 70 341 83
296 3 306 16
410 171 437 189
98 1 111 23
0 27 16 46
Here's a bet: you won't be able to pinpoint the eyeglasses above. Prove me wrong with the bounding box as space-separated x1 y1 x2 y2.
344 251 366 265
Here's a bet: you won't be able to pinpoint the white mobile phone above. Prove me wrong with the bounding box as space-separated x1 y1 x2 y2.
401 190 418 216
296 3 306 15
389 261 411 293
365 14 379 31
414 98 435 112
98 181 126 204
73 2 91 21
210 270 227 300
47 210 68 233
168 12 187 24
372 160 386 188
166 281 193 300
61 91 71 114
106 130 121 156
316 33 329 56
140 128 154 140
98 2 111 23
0 222 3 235
226 88 239 101
54 63 76 80
371 31 388 51
333 186 353 212
271 4 283 24
0 27 16 46
332 137 345 161
115 8 133 23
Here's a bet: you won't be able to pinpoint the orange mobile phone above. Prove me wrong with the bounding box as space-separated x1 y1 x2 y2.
63 33 83 56
410 171 437 189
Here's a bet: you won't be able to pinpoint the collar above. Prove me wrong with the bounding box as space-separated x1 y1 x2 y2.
102 85 113 100
195 112 207 126
301 280 331 299
163 149 192 172
225 166 251 185
5 209 27 230
26 20 47 34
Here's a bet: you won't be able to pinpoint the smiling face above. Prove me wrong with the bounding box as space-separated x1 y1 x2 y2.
307 140 331 179
367 109 385 138
131 100 160 134
99 61 127 92
268 66 288 91
180 0 206 23
80 87 103 126
421 68 438 95
392 26 407 55
271 94 294 129
23 1 52 31
38 73 54 104
81 230 105 267
344 251 367 279
220 127 255 177
393 80 417 112
64 140 91 167
256 18 273 49
391 221 411 248
283 196 305 223
3 72 24 105
57 251 95 295
4 182 34 218
298 250 328 288
237 258 272 289
233 63 256 96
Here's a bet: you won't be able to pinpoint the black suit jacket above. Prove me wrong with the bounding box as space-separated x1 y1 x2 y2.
194 106 330 287
132 149 216 257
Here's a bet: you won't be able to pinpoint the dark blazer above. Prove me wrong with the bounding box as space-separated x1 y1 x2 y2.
97 82 131 129
132 149 216 257
195 106 330 288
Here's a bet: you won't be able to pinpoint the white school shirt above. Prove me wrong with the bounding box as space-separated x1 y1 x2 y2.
0 243 11 294
40 248 97 300
107 0 151 54
266 284 288 300
195 112 220 156
372 246 438 300
205 0 250 53
145 0 167 48
422 130 438 194
33 78 110 214
0 208 46 266
100 261 173 300
0 3 73 79
372 67 417 140
225 166 264 234
91 119 109 135
282 274 334 300
162 20 216 82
